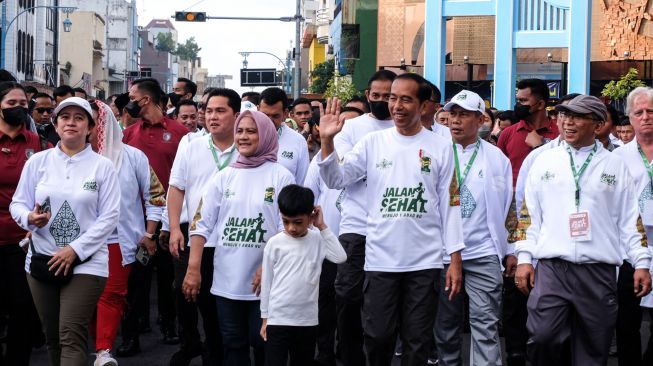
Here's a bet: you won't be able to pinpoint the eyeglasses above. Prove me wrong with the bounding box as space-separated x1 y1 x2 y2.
35 107 54 114
558 111 599 122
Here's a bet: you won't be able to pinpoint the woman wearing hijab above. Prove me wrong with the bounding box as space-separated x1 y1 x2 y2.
10 97 120 366
182 110 295 366
88 100 166 366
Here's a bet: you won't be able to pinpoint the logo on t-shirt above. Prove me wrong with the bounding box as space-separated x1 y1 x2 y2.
376 159 393 170
281 151 294 160
380 182 428 218
222 213 267 248
82 180 98 192
541 171 555 182
264 187 275 203
420 156 431 174
163 132 172 142
25 149 35 159
224 188 235 199
600 173 616 186
50 201 81 247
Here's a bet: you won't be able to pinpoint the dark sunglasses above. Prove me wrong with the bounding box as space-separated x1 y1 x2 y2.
35 107 54 114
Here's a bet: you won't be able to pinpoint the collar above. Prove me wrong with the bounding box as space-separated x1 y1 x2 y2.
516 119 555 132
454 140 481 153
139 117 168 130
565 141 597 153
0 125 29 140
54 143 93 160
207 137 236 154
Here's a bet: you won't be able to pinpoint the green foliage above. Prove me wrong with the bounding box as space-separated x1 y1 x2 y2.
324 73 358 104
155 32 176 53
601 68 646 101
176 37 202 61
309 59 335 94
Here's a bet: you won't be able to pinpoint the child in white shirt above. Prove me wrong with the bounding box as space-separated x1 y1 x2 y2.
259 184 346 366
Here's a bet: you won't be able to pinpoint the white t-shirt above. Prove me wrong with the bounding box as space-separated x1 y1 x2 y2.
319 127 465 272
260 228 347 326
110 145 165 265
190 161 295 300
169 135 238 247
333 113 394 236
431 121 451 138
515 142 651 269
10 145 120 277
278 124 309 184
304 152 344 237
450 142 495 261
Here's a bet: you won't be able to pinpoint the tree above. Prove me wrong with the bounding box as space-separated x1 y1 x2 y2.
325 73 358 104
155 32 176 53
310 59 335 94
176 37 202 61
601 68 646 111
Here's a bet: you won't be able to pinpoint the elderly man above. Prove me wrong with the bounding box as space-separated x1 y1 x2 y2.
514 95 652 366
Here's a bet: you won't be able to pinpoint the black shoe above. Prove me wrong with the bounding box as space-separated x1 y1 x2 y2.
139 319 152 334
162 327 180 345
170 348 202 366
506 353 526 366
116 338 141 357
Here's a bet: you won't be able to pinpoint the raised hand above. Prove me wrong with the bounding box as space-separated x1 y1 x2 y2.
319 98 343 141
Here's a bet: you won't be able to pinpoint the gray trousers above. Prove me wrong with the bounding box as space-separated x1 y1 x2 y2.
435 255 503 366
27 273 106 366
526 259 618 366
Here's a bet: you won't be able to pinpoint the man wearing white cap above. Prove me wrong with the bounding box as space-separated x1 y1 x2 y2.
434 90 512 366
514 94 652 365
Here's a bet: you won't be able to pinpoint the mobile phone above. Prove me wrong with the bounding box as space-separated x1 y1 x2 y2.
40 197 51 214
135 246 150 266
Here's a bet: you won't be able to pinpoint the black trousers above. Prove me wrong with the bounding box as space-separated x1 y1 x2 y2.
526 259 618 366
363 269 439 366
616 261 643 366
173 224 222 363
155 241 176 331
643 308 653 364
502 277 528 359
316 259 337 366
0 244 41 366
265 325 317 366
334 233 366 366
121 257 152 341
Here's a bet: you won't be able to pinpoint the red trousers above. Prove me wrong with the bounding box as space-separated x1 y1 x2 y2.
95 244 132 351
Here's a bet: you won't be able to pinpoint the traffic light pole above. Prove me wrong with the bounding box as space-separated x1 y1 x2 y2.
173 2 304 98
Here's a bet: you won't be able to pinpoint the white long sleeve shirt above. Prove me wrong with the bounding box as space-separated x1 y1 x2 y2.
446 140 512 264
109 145 165 265
10 144 120 277
190 162 295 300
333 113 394 236
260 228 346 326
278 124 309 184
318 127 465 272
515 142 651 269
169 135 238 247
515 137 561 213
304 152 344 237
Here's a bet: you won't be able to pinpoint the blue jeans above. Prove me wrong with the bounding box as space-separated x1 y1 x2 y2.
215 296 265 366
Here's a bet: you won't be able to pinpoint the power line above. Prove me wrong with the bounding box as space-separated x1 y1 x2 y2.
183 0 207 12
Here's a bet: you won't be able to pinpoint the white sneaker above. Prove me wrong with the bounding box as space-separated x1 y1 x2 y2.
94 350 118 366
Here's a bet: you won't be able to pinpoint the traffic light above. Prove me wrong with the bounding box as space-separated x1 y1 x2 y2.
175 12 206 22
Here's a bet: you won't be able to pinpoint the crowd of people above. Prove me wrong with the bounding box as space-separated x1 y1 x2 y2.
0 67 652 366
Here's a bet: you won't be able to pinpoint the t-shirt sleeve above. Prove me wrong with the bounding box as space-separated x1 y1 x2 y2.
189 172 223 241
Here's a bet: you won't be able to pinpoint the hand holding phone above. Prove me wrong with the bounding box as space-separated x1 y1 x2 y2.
28 198 52 228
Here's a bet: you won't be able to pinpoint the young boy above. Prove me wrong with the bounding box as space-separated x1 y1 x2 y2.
259 184 347 366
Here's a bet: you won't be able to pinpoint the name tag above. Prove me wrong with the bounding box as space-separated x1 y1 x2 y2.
569 211 591 241
643 200 653 226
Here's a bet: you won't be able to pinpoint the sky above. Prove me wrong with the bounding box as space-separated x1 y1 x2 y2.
137 0 298 94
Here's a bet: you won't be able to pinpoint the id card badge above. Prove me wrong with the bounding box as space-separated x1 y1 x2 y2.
569 211 591 241
642 200 653 226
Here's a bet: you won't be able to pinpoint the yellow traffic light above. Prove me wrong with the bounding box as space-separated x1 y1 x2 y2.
174 12 206 22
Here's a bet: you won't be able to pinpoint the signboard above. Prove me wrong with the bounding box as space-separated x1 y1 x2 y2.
240 68 278 87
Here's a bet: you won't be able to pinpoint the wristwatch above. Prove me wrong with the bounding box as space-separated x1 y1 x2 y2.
144 232 159 242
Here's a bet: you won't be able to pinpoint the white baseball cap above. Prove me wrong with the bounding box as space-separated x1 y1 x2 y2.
241 100 257 112
54 96 94 120
443 90 485 113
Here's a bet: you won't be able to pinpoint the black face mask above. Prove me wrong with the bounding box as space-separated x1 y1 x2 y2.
2 106 29 127
168 92 182 107
513 103 532 121
125 98 144 118
369 100 391 120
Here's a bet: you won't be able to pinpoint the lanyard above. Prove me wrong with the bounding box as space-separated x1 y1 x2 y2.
638 143 653 191
208 136 235 171
566 143 597 210
452 140 481 188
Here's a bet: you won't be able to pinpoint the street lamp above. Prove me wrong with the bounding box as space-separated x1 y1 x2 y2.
0 5 77 69
238 51 290 90
546 51 568 96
